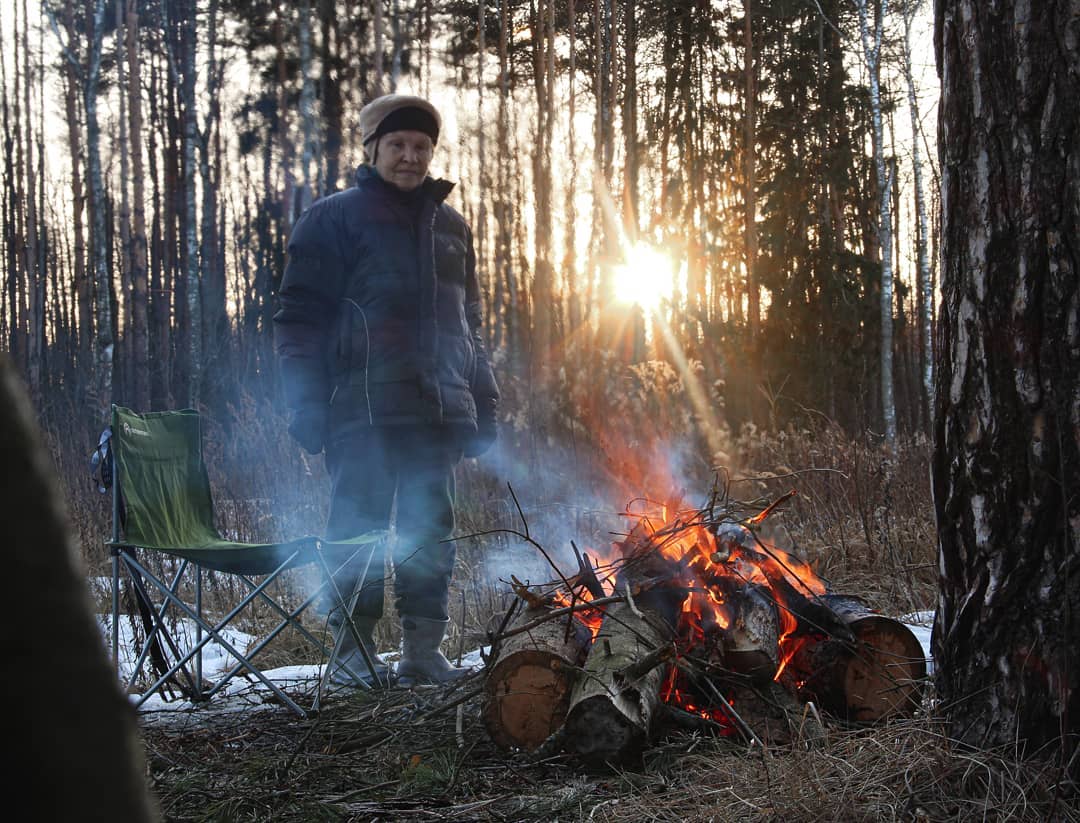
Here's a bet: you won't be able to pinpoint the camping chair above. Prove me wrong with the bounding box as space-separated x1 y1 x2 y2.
97 405 385 717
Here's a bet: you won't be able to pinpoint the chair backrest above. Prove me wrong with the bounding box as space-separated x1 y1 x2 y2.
112 406 222 551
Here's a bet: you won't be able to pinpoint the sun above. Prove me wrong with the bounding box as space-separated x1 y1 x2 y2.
611 244 675 312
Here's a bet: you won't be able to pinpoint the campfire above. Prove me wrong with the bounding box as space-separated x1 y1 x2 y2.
481 490 927 766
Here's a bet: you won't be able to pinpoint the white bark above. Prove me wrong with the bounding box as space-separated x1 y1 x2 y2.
903 3 934 422
855 0 897 447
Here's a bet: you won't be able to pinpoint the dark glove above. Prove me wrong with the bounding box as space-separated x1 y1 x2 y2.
288 406 328 455
463 399 497 458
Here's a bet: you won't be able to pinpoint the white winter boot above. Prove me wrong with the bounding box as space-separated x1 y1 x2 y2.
329 614 390 688
396 615 472 687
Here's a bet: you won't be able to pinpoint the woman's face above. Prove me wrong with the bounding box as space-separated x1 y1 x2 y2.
373 130 434 191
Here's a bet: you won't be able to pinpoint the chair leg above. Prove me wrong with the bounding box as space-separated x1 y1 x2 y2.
122 555 309 717
312 541 383 710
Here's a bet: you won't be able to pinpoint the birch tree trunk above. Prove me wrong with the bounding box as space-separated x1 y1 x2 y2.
903 2 934 430
933 0 1080 767
855 0 897 447
373 0 385 95
114 0 132 402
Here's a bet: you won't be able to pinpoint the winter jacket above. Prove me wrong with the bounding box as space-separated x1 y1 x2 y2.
273 166 499 453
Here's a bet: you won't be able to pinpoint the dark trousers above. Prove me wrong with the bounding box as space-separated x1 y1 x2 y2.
324 425 462 621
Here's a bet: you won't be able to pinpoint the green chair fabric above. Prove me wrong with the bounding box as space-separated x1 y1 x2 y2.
112 406 318 574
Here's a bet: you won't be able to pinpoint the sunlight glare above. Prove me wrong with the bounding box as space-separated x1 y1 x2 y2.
612 244 675 312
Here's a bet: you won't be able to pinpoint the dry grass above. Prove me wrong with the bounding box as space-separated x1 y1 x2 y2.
139 685 1078 822
44 391 1076 821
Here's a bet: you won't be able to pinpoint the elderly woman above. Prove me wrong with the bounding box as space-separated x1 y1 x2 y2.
273 94 499 687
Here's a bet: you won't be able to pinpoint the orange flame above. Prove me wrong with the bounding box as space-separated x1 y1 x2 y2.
547 496 829 721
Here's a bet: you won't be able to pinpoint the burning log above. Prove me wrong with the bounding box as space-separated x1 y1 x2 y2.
482 604 593 752
717 581 781 681
780 594 928 723
562 589 681 766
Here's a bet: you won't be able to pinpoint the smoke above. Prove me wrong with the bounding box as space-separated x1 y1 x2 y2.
459 423 722 594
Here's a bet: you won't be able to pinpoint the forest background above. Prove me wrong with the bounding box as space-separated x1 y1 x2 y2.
7 2 1080 817
1 0 940 579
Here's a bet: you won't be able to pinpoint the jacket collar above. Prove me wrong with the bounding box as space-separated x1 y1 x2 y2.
353 165 455 205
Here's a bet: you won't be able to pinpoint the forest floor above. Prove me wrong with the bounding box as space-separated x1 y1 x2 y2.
138 665 1078 823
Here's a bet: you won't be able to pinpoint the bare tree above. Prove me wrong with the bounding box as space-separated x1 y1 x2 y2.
48 0 114 418
743 0 758 341
298 0 318 211
901 0 933 429
126 0 150 410
854 0 897 447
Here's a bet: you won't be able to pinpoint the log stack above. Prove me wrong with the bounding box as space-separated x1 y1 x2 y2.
481 504 930 765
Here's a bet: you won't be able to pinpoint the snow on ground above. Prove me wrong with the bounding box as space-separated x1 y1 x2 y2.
97 611 489 719
900 609 935 675
98 602 935 717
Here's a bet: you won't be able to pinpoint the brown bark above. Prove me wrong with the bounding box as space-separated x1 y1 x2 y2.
933 0 1080 766
483 605 593 751
743 0 758 340
127 0 150 410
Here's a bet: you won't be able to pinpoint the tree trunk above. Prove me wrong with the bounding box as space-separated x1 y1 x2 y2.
743 0 758 341
200 0 228 410
22 0 41 400
903 3 934 433
126 0 150 411
61 0 90 389
933 0 1080 768
180 0 200 407
114 0 132 403
84 0 113 420
622 0 638 235
855 0 897 448
298 0 318 211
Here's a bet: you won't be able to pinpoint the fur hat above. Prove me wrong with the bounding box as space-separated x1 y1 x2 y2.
359 94 441 148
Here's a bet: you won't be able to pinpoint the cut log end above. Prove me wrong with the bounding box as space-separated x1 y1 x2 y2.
483 649 576 751
840 616 928 722
482 608 592 752
789 597 928 723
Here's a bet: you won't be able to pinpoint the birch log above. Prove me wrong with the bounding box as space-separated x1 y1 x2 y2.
482 605 592 751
